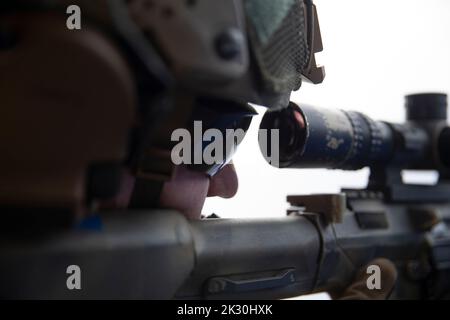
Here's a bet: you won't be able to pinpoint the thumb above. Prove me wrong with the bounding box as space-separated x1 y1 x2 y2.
337 258 398 300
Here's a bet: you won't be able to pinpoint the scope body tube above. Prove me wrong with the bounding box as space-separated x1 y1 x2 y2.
259 100 450 173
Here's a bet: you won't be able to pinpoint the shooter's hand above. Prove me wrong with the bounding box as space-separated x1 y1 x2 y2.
332 258 398 300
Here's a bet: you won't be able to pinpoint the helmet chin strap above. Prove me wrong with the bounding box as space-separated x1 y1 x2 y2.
128 146 174 209
129 91 196 209
129 177 166 209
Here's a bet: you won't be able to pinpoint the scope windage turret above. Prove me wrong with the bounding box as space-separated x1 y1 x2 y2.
259 93 450 171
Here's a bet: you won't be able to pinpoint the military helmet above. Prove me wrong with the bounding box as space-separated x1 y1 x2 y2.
0 0 324 222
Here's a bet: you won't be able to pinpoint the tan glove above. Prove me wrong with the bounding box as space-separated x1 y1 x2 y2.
333 258 398 300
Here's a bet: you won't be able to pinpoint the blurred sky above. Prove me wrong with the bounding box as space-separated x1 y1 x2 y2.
203 0 450 219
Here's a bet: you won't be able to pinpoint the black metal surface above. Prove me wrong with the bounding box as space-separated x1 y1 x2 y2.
406 93 447 121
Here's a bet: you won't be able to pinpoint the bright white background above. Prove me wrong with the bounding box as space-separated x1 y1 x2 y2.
203 0 450 219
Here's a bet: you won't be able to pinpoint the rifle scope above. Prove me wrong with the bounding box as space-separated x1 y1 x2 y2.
260 93 450 171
